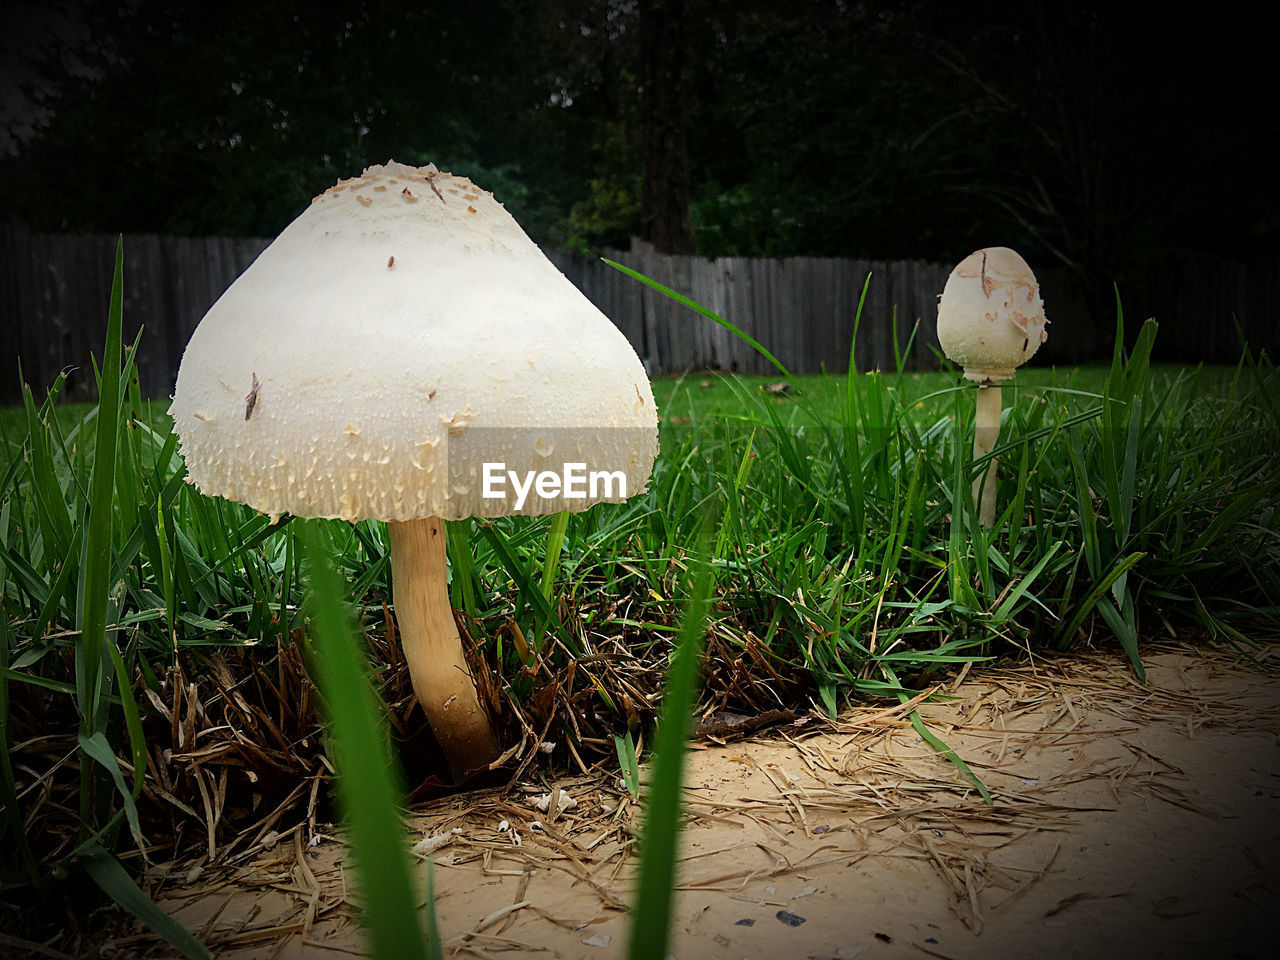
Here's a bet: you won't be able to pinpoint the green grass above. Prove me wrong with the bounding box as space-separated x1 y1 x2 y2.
0 364 1238 445
1 257 1278 953
657 363 1224 425
3 341 1276 728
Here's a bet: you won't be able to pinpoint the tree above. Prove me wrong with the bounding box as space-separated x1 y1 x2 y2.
638 0 692 253
0 0 565 238
2 0 1274 299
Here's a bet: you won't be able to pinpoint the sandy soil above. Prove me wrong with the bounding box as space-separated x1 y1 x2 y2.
140 643 1280 960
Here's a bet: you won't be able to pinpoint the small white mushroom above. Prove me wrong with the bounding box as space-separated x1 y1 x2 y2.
937 247 1048 527
533 791 578 813
412 827 462 855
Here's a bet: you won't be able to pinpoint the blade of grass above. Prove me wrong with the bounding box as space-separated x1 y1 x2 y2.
541 510 571 600
76 731 143 848
75 236 125 841
79 844 211 960
77 236 125 730
446 520 478 618
614 730 641 802
603 258 792 381
105 639 147 799
0 591 41 885
881 664 992 804
1059 551 1147 646
299 522 433 960
421 856 444 959
477 522 576 655
627 538 713 960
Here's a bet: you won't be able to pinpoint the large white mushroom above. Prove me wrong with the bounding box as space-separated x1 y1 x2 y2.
936 247 1048 527
170 161 659 780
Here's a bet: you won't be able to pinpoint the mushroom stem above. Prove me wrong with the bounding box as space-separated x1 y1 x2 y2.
388 517 500 780
972 382 1002 528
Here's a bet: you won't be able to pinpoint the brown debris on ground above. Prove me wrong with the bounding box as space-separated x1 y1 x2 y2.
90 640 1279 959
3 599 813 907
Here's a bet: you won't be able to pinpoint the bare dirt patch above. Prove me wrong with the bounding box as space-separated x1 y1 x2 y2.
134 643 1280 959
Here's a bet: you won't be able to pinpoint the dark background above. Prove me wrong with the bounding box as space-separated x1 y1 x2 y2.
2 0 1277 364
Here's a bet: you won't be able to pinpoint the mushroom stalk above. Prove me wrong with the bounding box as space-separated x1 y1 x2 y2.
388 517 500 780
972 382 1002 527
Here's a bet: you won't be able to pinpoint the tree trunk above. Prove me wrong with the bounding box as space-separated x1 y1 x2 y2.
639 0 693 254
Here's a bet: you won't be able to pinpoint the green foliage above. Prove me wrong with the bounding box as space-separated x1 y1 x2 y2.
690 182 801 259
567 118 644 254
568 168 643 254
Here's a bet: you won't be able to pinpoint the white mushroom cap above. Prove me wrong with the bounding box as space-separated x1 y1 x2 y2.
170 161 658 521
936 247 1048 382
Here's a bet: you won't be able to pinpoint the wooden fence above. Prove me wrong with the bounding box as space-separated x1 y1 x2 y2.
1 226 271 404
2 222 1276 404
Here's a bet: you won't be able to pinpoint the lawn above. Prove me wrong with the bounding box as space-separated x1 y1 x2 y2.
4 346 1275 729
2 362 1241 449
